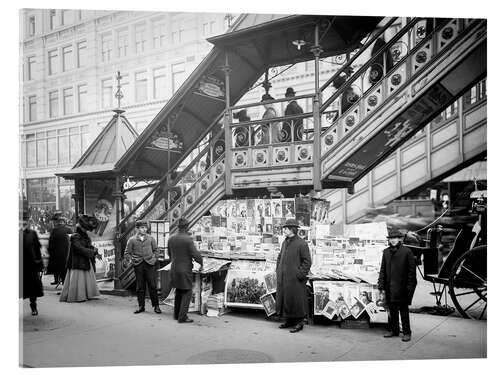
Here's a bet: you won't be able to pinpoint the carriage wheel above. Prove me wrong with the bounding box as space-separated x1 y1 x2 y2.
448 245 487 320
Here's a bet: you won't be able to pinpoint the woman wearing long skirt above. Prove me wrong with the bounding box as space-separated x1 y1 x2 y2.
60 215 101 302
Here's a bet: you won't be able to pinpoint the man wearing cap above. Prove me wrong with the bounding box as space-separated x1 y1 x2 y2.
283 87 304 142
168 218 203 323
378 228 417 342
125 220 161 314
276 218 312 333
47 213 73 287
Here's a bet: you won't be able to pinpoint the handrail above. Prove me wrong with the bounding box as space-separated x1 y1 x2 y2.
165 154 226 218
230 93 315 111
119 126 226 241
320 17 423 113
118 112 224 228
229 111 313 128
320 17 400 92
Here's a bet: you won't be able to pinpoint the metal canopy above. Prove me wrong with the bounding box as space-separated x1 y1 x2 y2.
115 13 383 179
57 110 138 179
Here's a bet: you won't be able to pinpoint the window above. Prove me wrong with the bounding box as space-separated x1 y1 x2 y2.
76 10 82 21
81 125 90 151
119 73 130 106
49 91 58 118
62 45 73 72
58 129 69 164
27 178 57 212
153 67 167 99
152 20 167 48
101 32 112 62
70 127 80 163
61 10 72 25
135 23 147 53
172 27 183 44
101 78 113 108
28 16 35 36
77 41 87 68
203 21 217 36
63 88 74 115
28 95 37 122
171 62 186 93
117 29 129 58
26 134 36 167
135 71 148 102
48 49 58 75
77 84 87 113
27 56 36 80
49 10 56 30
47 130 57 166
36 132 47 167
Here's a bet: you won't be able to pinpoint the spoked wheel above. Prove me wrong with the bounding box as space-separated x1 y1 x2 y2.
449 245 487 320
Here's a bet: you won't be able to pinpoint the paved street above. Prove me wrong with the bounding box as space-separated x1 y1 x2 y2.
20 278 486 368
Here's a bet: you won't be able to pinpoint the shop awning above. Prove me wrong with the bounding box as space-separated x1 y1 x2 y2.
114 13 383 180
442 161 487 183
57 110 138 179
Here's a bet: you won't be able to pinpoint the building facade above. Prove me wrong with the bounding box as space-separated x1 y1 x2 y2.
19 9 232 228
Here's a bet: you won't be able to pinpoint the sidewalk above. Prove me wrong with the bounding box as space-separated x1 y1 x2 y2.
20 279 486 368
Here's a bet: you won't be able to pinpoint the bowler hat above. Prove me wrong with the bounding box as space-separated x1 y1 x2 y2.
261 93 274 102
178 217 190 229
233 109 250 122
283 218 300 228
285 87 296 97
387 228 404 238
51 211 64 221
78 214 99 231
135 220 148 228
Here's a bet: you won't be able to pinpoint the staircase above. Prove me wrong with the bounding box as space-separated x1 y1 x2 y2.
322 80 486 224
320 18 486 186
117 17 487 289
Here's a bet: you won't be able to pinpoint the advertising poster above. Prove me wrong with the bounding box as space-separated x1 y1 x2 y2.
93 240 115 281
84 179 116 241
260 293 277 316
282 198 295 218
225 269 267 308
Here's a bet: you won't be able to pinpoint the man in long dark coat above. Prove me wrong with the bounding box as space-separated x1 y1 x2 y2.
20 213 44 316
47 214 72 286
378 228 417 342
276 218 311 333
168 218 203 323
283 87 304 142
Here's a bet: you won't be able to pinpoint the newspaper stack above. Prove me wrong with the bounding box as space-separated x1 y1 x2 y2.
206 293 226 317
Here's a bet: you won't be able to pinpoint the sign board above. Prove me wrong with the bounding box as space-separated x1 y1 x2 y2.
93 239 115 281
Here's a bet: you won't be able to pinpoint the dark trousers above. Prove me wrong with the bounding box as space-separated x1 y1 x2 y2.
285 317 304 327
174 288 192 321
388 302 411 335
134 261 159 308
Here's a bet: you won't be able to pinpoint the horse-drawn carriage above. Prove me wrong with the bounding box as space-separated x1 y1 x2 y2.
407 189 487 320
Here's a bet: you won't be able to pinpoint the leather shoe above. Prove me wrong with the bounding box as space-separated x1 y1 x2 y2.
154 306 162 314
289 324 304 333
402 334 411 342
134 307 145 314
279 322 295 329
383 332 399 338
178 318 194 323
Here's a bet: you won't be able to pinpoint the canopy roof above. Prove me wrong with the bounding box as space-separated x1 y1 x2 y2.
58 110 138 179
114 13 383 179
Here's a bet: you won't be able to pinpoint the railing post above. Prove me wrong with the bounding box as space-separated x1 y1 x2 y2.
311 23 323 192
223 51 233 196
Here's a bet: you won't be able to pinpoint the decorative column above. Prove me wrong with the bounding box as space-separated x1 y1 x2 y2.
222 52 233 196
311 23 324 192
113 175 124 290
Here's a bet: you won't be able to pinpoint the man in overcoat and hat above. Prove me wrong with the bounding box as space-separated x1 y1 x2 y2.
125 220 161 314
20 211 44 316
276 218 312 333
283 87 304 142
47 212 73 287
167 218 203 323
378 228 417 342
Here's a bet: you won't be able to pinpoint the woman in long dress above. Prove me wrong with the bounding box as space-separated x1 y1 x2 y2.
60 215 101 302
